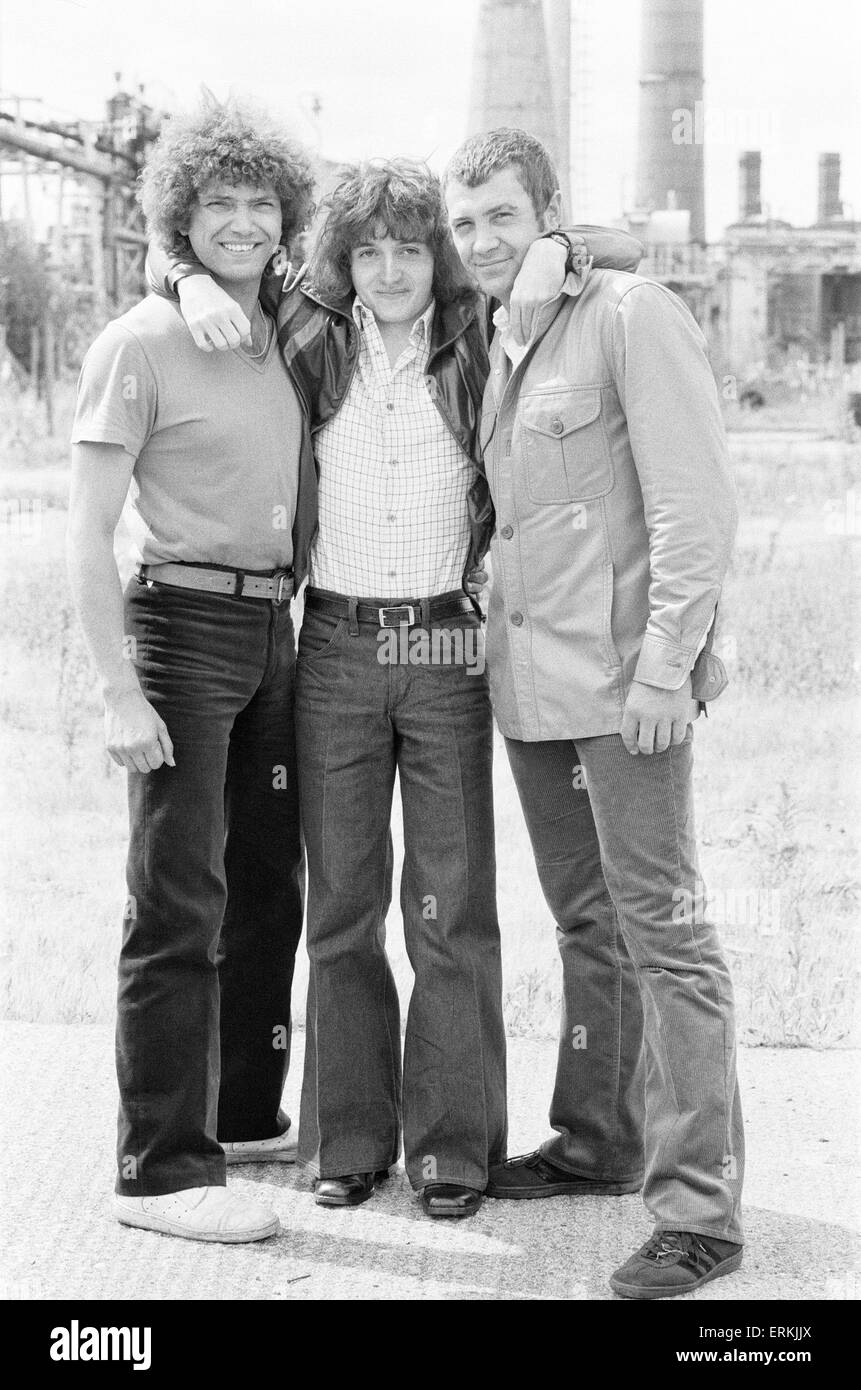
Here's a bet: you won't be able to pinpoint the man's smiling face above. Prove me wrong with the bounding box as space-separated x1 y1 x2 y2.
445 166 560 305
184 180 282 286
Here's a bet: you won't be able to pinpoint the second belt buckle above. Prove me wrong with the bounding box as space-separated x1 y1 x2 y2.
378 604 416 628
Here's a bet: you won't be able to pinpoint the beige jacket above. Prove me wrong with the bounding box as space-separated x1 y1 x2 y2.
482 267 738 740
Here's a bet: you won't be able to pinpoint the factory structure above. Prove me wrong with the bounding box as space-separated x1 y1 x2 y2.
0 0 858 391
467 0 861 379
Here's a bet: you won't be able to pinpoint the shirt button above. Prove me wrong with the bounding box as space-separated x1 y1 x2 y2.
387 402 395 411
388 459 399 467
500 524 514 539
388 513 397 522
550 418 564 434
510 611 524 627
388 570 396 578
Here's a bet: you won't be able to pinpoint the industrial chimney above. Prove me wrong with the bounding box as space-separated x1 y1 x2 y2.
635 0 706 244
467 0 569 208
817 153 843 223
738 151 762 221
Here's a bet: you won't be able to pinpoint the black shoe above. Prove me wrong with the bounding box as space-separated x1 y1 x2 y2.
487 1150 643 1200
420 1183 483 1219
610 1230 743 1299
314 1169 391 1208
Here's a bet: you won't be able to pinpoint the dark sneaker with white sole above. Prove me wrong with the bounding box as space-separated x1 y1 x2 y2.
610 1230 743 1299
486 1150 643 1199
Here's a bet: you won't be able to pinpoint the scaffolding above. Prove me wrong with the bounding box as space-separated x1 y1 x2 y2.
0 81 163 310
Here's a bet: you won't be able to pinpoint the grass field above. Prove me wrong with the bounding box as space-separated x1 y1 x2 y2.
1 384 859 1045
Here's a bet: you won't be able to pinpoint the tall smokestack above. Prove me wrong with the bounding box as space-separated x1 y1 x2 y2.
817 153 842 223
468 0 568 204
635 0 705 244
541 0 571 211
738 151 762 220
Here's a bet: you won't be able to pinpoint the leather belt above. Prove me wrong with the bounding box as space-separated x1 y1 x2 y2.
138 562 294 605
304 588 477 628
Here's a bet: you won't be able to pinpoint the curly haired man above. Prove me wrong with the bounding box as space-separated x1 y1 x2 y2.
67 96 316 1242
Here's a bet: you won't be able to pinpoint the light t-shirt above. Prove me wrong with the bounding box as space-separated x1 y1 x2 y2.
71 293 301 570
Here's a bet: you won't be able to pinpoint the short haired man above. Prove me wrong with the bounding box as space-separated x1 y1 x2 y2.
444 128 743 1297
67 99 316 1241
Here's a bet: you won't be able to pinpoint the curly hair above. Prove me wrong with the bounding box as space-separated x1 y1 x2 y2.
306 158 477 308
138 93 316 257
443 127 559 218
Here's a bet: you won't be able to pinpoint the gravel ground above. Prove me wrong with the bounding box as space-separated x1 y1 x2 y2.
1 1022 858 1301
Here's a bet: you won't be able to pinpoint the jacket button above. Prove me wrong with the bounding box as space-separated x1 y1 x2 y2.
550 418 564 434
510 611 524 626
500 525 514 539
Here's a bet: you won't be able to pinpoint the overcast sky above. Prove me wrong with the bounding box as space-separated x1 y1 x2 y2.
1 0 859 240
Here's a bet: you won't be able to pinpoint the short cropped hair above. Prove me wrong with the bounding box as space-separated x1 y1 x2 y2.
306 157 476 307
443 127 559 218
138 94 315 257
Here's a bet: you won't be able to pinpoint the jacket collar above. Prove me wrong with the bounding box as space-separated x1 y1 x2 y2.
295 276 481 355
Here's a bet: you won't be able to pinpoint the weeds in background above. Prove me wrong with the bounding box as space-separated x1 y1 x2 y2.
1 429 858 1045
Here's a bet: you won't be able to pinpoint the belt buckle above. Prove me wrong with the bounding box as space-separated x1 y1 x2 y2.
378 604 415 628
272 571 291 606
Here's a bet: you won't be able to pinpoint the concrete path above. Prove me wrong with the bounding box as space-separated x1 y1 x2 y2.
1 1023 858 1301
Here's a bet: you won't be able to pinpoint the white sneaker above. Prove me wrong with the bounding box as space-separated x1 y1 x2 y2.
113 1185 280 1243
222 1113 298 1165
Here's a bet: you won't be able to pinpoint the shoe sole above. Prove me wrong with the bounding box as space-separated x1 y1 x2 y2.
314 1188 376 1208
314 1170 392 1208
421 1202 483 1219
609 1251 743 1300
114 1206 280 1244
487 1179 642 1201
224 1150 297 1165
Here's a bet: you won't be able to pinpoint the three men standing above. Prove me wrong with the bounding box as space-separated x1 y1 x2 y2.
69 93 744 1296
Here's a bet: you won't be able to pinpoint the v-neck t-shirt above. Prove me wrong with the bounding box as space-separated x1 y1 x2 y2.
71 293 301 570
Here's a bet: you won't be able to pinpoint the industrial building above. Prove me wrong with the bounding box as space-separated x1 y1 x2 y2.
1 0 858 384
467 0 861 376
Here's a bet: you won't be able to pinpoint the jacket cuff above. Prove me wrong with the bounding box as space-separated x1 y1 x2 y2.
166 259 208 293
634 633 696 690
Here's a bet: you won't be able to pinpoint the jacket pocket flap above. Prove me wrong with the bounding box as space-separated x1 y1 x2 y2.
522 389 601 438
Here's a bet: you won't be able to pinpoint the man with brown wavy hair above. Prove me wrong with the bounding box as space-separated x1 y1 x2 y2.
67 96 316 1242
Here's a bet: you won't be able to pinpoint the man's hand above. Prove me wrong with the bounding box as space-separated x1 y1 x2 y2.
105 689 176 773
508 236 569 345
177 275 251 351
465 566 488 597
620 677 697 756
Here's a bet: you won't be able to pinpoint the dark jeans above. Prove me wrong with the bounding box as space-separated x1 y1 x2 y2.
294 596 507 1191
116 579 304 1196
506 731 744 1243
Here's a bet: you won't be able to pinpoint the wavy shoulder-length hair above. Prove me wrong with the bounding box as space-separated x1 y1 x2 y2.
306 157 477 308
138 93 316 258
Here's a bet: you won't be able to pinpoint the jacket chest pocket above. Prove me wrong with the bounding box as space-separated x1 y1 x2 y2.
520 388 613 503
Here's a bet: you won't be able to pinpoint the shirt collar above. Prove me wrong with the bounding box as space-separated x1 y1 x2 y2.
492 303 529 368
352 297 436 347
